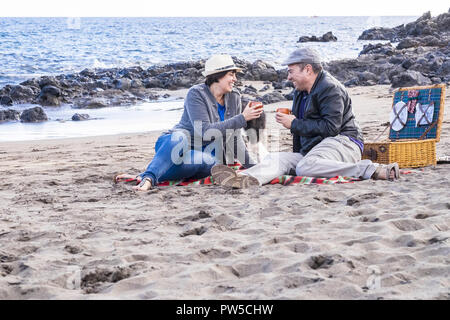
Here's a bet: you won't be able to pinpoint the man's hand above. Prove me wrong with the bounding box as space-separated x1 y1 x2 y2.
276 112 296 129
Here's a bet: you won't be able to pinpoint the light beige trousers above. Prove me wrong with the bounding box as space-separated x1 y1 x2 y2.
241 135 377 185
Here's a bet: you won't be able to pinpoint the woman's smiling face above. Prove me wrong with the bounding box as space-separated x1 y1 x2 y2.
217 70 237 93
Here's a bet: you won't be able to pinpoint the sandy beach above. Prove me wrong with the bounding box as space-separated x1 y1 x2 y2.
0 84 449 300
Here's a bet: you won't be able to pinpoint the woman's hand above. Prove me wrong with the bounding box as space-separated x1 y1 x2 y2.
242 102 263 121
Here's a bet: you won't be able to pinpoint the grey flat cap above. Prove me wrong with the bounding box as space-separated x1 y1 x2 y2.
282 48 322 65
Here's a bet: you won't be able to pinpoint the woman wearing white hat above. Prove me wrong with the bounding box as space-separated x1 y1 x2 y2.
114 54 263 191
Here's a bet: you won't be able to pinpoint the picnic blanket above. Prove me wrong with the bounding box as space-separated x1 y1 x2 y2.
129 163 359 187
158 175 357 187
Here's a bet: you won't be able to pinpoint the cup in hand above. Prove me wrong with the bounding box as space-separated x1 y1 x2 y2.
276 107 291 115
250 101 264 110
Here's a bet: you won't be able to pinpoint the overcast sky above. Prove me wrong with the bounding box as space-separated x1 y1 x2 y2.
1 0 448 17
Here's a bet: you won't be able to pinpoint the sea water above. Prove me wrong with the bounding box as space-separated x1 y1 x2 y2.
0 16 416 141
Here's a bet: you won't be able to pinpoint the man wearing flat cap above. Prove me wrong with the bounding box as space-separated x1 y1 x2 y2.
212 48 399 187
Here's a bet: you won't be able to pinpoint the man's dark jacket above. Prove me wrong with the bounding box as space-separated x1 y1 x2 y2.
290 70 364 155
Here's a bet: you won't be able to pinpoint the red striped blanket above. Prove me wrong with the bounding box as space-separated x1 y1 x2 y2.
158 175 357 186
128 163 359 187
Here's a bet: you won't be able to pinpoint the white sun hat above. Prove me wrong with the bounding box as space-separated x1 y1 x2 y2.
202 54 243 77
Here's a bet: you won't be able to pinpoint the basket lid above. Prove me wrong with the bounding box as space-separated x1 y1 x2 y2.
389 84 446 142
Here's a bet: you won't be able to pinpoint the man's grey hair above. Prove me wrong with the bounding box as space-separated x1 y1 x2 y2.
296 62 323 74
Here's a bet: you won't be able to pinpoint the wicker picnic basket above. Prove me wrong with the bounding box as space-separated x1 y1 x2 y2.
362 84 446 168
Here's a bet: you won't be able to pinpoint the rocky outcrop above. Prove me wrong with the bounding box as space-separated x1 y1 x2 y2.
0 95 13 106
37 85 62 106
325 9 450 88
358 10 450 49
0 109 20 122
325 42 450 88
243 85 258 95
298 31 337 42
358 10 450 41
0 56 290 110
358 25 406 41
20 107 48 123
242 60 278 82
261 91 287 105
391 70 432 87
359 43 395 56
73 97 109 109
396 35 448 49
9 85 36 103
72 113 90 121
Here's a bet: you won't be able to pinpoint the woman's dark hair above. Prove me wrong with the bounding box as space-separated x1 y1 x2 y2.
205 70 235 86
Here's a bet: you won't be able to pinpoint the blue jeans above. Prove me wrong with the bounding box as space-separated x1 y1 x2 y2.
139 133 217 185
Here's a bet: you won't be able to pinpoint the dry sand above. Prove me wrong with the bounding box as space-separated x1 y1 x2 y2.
0 84 449 300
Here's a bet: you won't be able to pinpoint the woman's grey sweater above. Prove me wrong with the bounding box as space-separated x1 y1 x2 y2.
169 83 254 167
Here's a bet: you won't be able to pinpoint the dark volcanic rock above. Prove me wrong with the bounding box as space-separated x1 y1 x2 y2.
9 85 35 103
0 56 289 110
439 60 450 76
0 95 13 106
324 58 368 85
389 55 405 65
74 97 109 109
396 38 420 50
326 10 450 88
359 43 394 56
259 84 270 92
358 10 450 42
357 71 379 85
117 66 145 79
401 59 414 69
41 85 61 97
358 26 403 41
38 76 60 89
261 91 286 104
113 78 131 90
421 35 446 47
0 109 20 122
72 113 90 121
130 79 143 88
37 85 61 106
391 70 432 88
93 80 109 90
20 107 48 122
298 31 337 42
143 77 163 88
276 69 288 81
322 31 338 42
151 68 203 90
20 78 40 89
80 68 96 78
243 85 258 95
244 60 278 82
396 35 448 49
